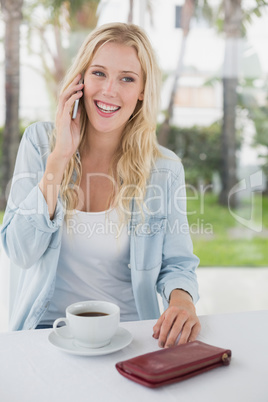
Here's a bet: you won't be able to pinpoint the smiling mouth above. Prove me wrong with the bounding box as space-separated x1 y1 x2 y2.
95 101 121 114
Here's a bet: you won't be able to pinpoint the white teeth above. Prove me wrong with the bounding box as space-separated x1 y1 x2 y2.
96 101 120 113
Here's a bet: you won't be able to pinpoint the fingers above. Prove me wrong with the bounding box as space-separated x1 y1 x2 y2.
188 320 201 342
153 308 177 348
166 310 190 347
152 307 201 348
64 81 84 106
64 90 83 119
160 307 186 348
152 314 165 342
177 318 201 345
56 90 83 135
58 74 84 116
54 74 84 160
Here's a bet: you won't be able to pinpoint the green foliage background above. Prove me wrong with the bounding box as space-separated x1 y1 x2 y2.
187 193 268 266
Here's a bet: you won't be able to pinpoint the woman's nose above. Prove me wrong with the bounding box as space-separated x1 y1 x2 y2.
102 79 117 97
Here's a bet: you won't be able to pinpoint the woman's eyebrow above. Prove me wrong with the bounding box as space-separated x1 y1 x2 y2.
90 64 139 77
122 70 139 77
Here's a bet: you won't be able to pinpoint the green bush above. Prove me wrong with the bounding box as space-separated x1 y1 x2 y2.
161 123 222 186
0 123 30 199
157 121 243 187
0 123 29 163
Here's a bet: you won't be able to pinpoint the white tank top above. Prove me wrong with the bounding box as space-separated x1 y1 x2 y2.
40 209 139 325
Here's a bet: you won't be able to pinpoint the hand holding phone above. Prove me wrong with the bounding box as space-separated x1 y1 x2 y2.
72 73 84 119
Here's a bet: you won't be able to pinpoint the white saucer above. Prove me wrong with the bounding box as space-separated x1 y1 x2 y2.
48 326 133 356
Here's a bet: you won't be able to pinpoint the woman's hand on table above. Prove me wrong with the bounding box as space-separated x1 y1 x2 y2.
152 289 201 348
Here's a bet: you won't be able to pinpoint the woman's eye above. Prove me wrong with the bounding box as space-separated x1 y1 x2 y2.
122 77 134 83
92 71 105 77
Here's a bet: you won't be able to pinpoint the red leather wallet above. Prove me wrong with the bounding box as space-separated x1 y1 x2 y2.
116 340 231 388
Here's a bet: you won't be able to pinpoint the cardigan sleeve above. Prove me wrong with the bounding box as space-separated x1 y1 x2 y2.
156 162 200 307
0 122 64 269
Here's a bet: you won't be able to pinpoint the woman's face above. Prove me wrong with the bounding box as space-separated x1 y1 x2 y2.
83 42 144 138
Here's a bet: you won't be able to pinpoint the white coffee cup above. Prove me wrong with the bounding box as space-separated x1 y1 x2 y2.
53 301 120 348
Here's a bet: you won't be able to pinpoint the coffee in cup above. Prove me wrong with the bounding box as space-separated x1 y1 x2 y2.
75 312 109 317
53 301 120 348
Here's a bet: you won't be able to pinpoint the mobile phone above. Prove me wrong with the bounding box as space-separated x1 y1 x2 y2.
72 74 84 119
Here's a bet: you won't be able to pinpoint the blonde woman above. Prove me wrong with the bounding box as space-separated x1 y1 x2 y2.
1 23 200 347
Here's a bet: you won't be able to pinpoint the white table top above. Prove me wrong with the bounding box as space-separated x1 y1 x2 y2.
0 310 267 402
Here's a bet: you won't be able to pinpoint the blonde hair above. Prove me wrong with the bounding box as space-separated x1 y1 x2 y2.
51 22 162 218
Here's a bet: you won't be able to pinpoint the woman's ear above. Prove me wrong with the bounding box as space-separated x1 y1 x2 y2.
138 92 144 101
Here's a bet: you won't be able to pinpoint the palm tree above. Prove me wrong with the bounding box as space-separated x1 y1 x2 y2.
128 0 134 23
24 0 100 105
220 0 268 207
158 0 268 208
127 0 154 25
0 0 24 209
157 0 195 147
0 0 100 208
219 0 242 208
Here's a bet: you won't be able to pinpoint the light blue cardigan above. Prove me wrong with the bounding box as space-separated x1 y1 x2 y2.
1 122 199 330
